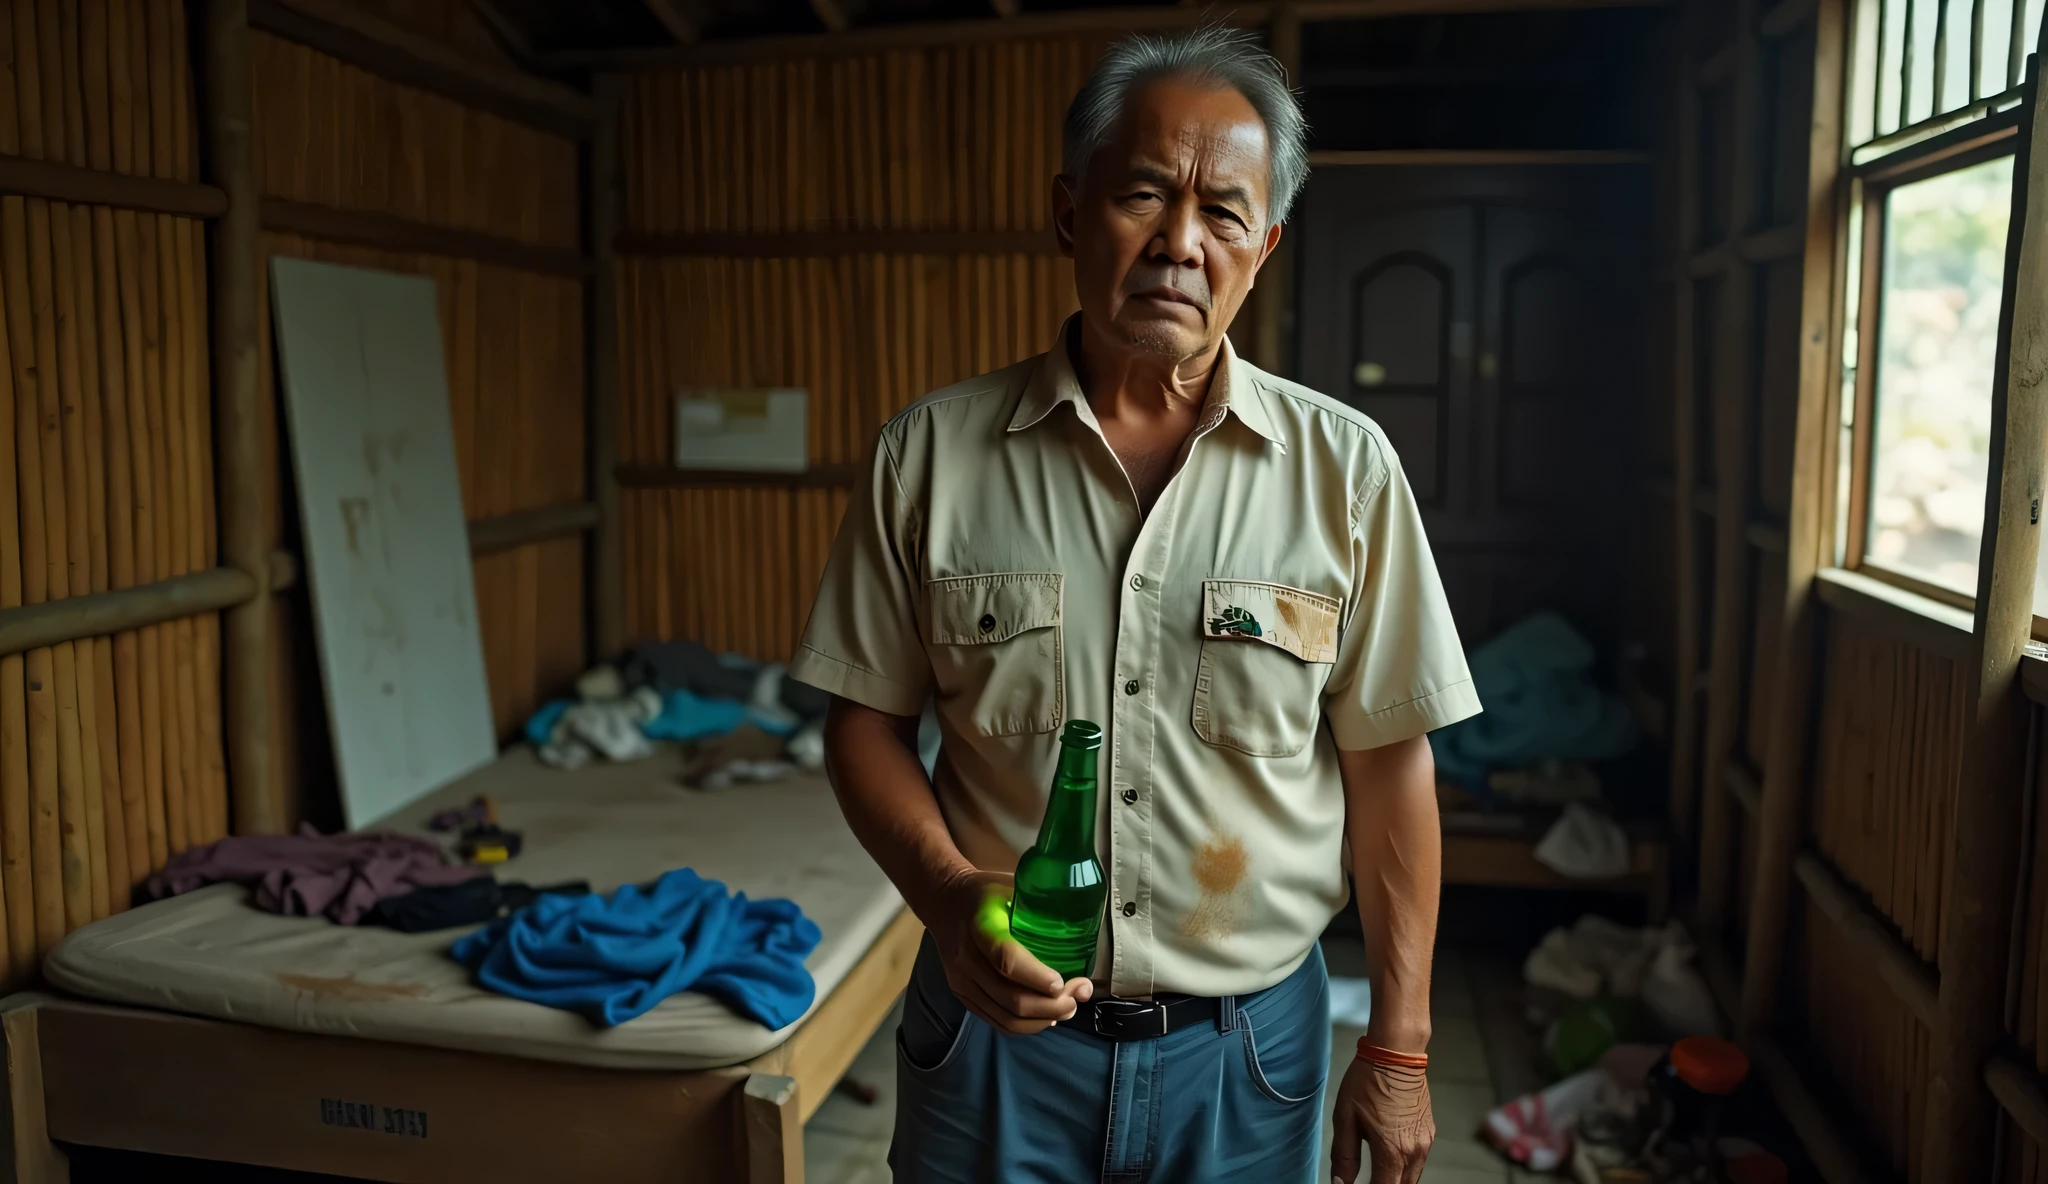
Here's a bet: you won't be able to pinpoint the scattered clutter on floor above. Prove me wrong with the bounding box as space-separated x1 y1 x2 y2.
1482 915 1790 1182
450 867 823 1029
524 636 943 789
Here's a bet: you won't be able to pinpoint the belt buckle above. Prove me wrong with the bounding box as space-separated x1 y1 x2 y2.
1090 998 1167 1041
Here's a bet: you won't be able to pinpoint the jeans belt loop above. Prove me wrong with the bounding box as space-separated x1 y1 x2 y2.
1218 995 1237 1035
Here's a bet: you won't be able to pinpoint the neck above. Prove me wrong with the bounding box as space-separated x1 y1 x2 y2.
1071 318 1223 426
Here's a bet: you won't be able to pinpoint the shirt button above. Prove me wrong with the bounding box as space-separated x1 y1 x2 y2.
1123 679 1140 696
1130 574 1145 591
1121 787 1138 805
978 613 995 633
1121 901 1137 917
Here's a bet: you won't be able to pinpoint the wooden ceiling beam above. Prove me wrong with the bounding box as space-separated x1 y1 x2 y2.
642 0 702 44
992 0 1021 15
542 0 1668 70
810 0 852 32
250 0 596 137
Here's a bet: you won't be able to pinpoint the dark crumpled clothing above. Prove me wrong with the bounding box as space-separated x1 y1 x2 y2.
368 879 593 933
144 824 486 925
620 640 831 720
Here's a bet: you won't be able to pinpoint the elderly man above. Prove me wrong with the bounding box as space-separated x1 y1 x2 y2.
790 27 1478 1184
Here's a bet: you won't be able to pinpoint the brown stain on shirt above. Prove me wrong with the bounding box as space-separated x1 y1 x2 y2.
1273 593 1337 656
277 973 427 1002
1182 835 1250 940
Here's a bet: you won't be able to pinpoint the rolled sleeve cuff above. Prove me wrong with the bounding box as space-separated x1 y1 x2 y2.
788 645 928 718
1328 679 1482 751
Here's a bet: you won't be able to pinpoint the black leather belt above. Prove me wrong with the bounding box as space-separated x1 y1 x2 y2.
1070 995 1223 1042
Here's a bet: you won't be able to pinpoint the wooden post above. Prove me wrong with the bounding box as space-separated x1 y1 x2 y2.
1252 2 1299 377
1739 0 1846 1033
0 1005 65 1184
1697 0 1764 933
199 0 278 836
1919 33 2048 1184
740 1074 802 1184
1666 8 1706 857
590 74 627 661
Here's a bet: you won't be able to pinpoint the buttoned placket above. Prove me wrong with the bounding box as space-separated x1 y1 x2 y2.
1092 398 1237 999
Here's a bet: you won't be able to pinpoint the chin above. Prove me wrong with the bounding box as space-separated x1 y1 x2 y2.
1115 315 1206 360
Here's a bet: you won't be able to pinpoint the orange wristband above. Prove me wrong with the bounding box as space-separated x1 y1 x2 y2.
1356 1039 1429 1069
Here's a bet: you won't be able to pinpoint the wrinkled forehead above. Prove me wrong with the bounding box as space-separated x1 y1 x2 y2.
1097 78 1272 200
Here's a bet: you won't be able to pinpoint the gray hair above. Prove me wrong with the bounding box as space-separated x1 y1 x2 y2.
1061 26 1310 226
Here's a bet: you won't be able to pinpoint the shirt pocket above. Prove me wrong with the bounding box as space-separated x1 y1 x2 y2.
1192 578 1340 758
928 571 1064 737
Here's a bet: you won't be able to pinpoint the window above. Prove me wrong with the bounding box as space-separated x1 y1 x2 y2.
1838 0 2043 612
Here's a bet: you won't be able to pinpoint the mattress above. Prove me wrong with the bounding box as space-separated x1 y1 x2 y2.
43 747 904 1071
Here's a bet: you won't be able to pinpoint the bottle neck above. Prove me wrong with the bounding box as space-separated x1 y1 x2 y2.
1037 743 1098 857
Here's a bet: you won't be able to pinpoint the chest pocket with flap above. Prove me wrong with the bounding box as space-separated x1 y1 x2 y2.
1192 578 1341 758
928 572 1064 736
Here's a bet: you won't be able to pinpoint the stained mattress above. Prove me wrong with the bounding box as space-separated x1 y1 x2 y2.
42 747 903 1071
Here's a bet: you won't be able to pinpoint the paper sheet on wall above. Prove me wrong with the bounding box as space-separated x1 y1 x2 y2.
269 257 497 830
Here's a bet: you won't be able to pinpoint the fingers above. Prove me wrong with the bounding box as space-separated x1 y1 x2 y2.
1063 975 1095 1003
966 955 1081 1024
946 970 1058 1036
1329 1100 1361 1184
1368 1136 1405 1184
987 934 1066 996
1402 1141 1431 1184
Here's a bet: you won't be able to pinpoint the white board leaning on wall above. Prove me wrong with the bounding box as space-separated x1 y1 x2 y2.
269 257 497 830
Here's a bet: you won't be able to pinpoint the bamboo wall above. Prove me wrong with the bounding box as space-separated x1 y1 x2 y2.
1793 613 1964 1174
2000 743 2048 1184
249 31 586 821
616 40 1110 661
0 0 223 987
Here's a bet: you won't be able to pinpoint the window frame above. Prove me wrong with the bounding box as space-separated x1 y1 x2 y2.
1837 112 2022 613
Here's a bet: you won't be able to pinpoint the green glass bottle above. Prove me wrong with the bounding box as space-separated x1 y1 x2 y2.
1007 720 1109 978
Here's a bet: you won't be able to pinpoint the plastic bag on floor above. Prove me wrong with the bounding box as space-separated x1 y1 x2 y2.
1525 917 1722 1037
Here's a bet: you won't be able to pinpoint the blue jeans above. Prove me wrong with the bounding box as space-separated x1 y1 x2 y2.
890 938 1331 1183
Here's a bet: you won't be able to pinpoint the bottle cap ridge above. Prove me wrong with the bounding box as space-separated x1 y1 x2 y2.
1061 720 1104 750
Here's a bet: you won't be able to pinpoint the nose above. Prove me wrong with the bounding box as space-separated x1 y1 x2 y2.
1147 195 1204 270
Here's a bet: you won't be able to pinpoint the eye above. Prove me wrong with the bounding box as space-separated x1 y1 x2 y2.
1205 205 1248 229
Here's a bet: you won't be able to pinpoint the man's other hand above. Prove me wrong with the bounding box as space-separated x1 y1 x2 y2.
930 869 1094 1034
1329 1056 1434 1184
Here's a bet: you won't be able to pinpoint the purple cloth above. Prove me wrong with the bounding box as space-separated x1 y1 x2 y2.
144 824 485 925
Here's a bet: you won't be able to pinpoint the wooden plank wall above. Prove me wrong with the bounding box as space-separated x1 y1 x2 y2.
0 0 226 987
614 39 1108 660
247 26 586 820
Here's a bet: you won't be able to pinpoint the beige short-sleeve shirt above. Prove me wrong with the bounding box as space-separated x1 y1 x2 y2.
790 318 1481 998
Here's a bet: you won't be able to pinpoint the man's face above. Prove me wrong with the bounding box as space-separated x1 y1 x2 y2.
1055 78 1282 363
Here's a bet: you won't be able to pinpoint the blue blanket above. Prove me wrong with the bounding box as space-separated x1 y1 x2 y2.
1429 612 1639 786
450 868 823 1029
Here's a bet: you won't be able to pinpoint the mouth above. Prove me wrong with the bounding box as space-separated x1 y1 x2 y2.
1131 287 1203 311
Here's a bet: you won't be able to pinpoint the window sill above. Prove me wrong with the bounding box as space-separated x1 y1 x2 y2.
1813 567 1973 660
1814 569 2048 707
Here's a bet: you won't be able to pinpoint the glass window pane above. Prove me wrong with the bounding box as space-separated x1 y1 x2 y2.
1865 154 2014 597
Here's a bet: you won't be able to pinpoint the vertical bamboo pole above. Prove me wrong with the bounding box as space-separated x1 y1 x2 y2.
201 0 276 836
55 0 112 921
1697 0 1764 933
1741 0 1848 1032
1920 29 2048 1183
1667 8 1707 867
591 74 625 660
0 8 41 970
79 0 137 903
16 0 89 940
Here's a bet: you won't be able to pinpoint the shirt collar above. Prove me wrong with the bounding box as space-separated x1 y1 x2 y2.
1007 315 1286 451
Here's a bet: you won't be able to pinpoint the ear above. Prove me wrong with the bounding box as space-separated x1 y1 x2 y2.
1052 175 1079 259
1246 219 1283 290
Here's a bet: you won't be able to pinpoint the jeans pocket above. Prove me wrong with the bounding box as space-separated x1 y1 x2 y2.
1241 1020 1322 1105
899 944 974 1074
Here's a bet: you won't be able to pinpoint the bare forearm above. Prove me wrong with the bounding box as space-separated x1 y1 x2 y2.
822 697 976 924
1340 736 1442 1054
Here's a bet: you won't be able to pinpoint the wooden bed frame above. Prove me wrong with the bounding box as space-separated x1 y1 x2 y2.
0 908 922 1184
